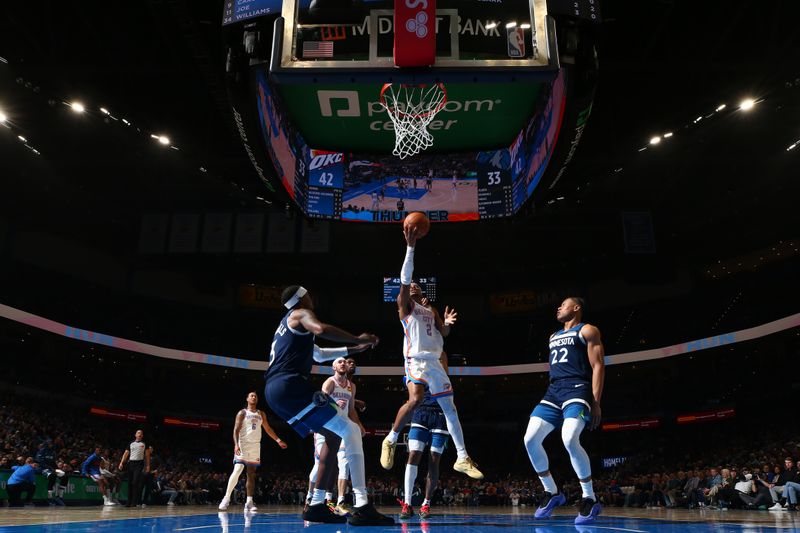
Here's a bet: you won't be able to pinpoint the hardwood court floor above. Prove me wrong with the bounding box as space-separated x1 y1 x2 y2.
1 504 798 532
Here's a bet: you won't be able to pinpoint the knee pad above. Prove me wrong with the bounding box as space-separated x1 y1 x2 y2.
561 417 591 479
560 417 585 450
524 416 554 447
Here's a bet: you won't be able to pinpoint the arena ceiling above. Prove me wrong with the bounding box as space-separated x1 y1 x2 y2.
0 0 798 286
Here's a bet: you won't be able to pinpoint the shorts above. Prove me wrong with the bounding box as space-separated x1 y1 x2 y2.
405 357 453 398
234 441 261 466
411 405 448 432
87 469 102 482
265 374 340 436
531 379 593 427
408 426 449 455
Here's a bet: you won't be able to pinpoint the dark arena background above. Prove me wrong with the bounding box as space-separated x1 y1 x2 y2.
1 1 799 532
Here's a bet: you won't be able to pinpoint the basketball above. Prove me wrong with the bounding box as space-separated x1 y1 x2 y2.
403 211 430 238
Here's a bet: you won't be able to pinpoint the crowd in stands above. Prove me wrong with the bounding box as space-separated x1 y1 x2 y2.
0 395 230 507
2 392 799 512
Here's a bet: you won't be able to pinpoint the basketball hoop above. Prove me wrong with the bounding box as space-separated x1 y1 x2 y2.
379 83 447 159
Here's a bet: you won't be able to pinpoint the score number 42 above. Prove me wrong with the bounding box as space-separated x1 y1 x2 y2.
318 172 335 186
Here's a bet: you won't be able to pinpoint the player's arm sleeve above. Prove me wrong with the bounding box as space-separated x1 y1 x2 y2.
400 246 414 285
313 344 348 362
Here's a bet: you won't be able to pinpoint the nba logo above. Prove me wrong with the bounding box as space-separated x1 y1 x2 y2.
507 27 525 58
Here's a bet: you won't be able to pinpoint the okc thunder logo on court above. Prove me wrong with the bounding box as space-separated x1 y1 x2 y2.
406 11 429 38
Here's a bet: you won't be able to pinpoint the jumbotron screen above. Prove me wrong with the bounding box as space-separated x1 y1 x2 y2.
221 0 281 26
383 277 437 303
254 69 566 223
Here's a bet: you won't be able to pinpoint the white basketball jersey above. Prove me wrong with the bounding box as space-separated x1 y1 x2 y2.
239 409 262 445
330 379 353 412
401 302 443 359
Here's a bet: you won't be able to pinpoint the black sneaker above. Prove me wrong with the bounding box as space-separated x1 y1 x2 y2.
575 497 602 525
302 502 346 523
348 502 395 526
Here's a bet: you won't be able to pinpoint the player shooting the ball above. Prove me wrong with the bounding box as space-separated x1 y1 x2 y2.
380 214 483 480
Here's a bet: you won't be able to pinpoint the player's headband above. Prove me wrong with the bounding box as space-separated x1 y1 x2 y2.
284 286 307 309
332 357 347 368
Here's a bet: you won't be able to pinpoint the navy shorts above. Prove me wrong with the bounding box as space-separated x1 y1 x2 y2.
411 405 448 433
530 379 593 426
409 406 449 454
264 374 339 437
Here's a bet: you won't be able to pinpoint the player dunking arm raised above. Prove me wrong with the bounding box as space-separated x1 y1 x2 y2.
525 297 605 525
380 226 483 480
219 392 287 512
264 285 393 526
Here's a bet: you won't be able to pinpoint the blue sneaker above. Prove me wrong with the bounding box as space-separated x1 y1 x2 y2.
534 492 566 519
574 497 602 525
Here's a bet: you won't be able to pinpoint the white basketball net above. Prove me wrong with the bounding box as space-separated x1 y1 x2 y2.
380 84 446 159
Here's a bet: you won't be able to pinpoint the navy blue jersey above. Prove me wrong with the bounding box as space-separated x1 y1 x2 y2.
265 312 316 380
548 322 592 383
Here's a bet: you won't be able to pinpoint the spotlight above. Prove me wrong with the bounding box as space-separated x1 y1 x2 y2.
486 22 497 29
663 132 673 138
520 23 531 29
100 107 109 115
70 101 85 113
18 135 26 142
505 21 517 28
158 135 170 145
715 104 726 112
0 111 6 123
739 98 755 111
649 136 661 145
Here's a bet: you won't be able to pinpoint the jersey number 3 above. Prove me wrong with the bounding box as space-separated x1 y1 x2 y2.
550 348 569 365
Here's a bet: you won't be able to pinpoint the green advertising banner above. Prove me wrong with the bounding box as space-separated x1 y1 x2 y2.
277 82 546 152
0 471 128 503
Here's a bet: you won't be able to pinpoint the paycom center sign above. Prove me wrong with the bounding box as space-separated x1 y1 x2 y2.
277 82 545 153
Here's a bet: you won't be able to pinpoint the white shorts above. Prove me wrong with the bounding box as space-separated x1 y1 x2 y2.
405 357 453 397
234 441 260 466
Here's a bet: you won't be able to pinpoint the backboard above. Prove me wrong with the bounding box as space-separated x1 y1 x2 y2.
278 0 555 70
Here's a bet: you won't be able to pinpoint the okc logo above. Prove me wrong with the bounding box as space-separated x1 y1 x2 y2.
406 11 428 38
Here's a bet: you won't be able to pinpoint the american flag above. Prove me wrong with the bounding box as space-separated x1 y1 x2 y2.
302 41 334 58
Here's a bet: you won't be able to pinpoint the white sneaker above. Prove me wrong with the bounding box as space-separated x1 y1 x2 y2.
167 501 176 506
218 498 230 511
769 502 783 511
103 499 117 506
244 500 257 512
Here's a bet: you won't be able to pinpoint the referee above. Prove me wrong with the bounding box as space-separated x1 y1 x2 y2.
119 429 151 507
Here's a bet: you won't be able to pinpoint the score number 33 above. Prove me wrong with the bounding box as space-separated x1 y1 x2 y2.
486 171 502 185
